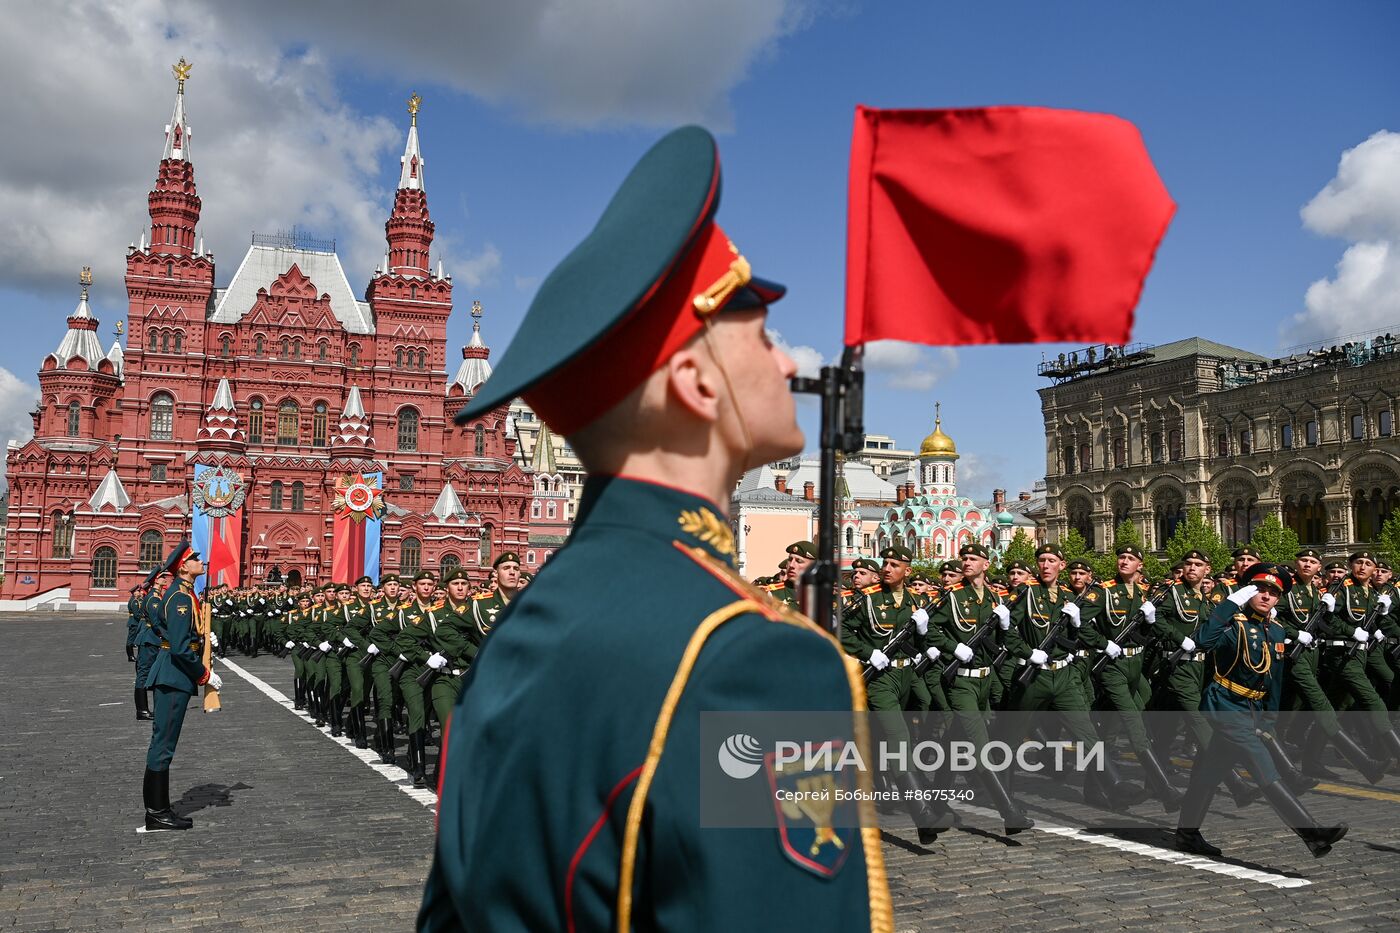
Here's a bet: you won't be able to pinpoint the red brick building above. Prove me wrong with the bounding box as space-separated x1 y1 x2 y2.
1 79 570 606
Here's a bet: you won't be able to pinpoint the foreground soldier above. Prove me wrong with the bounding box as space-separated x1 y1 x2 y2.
421 127 889 930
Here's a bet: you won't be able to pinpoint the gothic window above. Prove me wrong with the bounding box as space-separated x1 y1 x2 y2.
66 401 80 437
161 331 170 353
248 399 263 444
1113 436 1126 468
1239 428 1252 455
293 338 302 359
281 337 291 360
277 400 299 445
291 481 305 512
410 284 418 300
1382 410 1394 437
270 481 284 511
318 341 328 361
418 349 427 371
1079 442 1092 472
1062 445 1075 475
1151 487 1186 549
1150 432 1163 464
396 348 404 368
1169 429 1183 461
547 501 557 520
51 511 74 558
167 262 173 277
1351 413 1365 440
254 334 264 357
401 537 422 576
1305 419 1318 446
1281 424 1293 449
150 392 174 440
173 331 183 353
138 530 163 571
221 334 232 357
149 463 166 482
91 546 118 589
312 402 328 447
148 330 158 352
349 344 360 367
1217 432 1228 457
398 408 419 452
474 424 485 456
479 525 494 565
1066 496 1094 550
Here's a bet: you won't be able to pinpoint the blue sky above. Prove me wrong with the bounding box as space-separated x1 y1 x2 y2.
2 1 1397 501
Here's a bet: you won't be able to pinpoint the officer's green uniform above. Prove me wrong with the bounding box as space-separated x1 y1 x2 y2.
1276 572 1339 739
1081 577 1156 751
134 575 167 712
125 590 142 659
420 126 887 931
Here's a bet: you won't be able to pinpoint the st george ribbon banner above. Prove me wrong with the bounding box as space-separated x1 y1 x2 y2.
191 463 248 591
331 471 385 583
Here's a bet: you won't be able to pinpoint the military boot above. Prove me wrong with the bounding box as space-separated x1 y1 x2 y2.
135 688 154 722
143 769 193 831
1136 746 1183 813
1330 729 1390 785
1174 768 1221 857
1260 780 1347 857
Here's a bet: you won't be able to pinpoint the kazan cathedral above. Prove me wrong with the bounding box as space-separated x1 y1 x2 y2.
0 69 570 607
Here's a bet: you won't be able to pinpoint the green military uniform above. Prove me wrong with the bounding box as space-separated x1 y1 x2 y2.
761 542 812 610
1148 559 1213 761
368 579 408 764
134 569 168 721
285 598 313 710
125 589 142 662
395 573 440 786
1316 553 1400 761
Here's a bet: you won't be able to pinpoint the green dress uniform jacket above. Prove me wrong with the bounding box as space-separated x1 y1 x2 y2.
925 581 1005 670
146 582 208 693
419 476 889 933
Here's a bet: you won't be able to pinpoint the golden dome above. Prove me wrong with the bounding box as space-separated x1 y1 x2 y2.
919 402 959 460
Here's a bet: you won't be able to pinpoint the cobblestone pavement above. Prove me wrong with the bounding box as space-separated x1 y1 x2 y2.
4 614 1400 931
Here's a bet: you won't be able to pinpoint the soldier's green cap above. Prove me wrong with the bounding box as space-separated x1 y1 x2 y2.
1035 543 1064 559
336 581 353 592
519 571 534 582
959 542 990 560
443 567 470 583
851 557 880 573
1350 550 1377 564
879 545 913 563
354 575 374 586
1324 561 1345 571
160 539 199 576
939 560 962 574
413 570 438 583
297 593 312 602
1006 560 1032 574
778 558 790 571
379 573 400 586
1067 559 1092 572
322 583 339 594
452 126 783 433
1295 548 1320 560
1232 546 1260 560
493 551 522 568
1180 550 1208 563
909 571 930 584
786 541 817 559
1116 544 1144 560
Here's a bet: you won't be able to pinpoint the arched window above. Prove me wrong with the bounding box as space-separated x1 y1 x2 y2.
248 399 264 444
1066 496 1095 550
280 337 290 360
1281 424 1294 449
532 500 541 519
277 400 299 445
1169 429 1183 461
1062 445 1075 475
845 527 854 549
1079 442 1092 471
1152 488 1186 550
1305 419 1318 446
478 525 494 565
150 392 174 440
269 480 284 511
292 338 302 359
395 348 404 368
148 330 158 352
410 284 418 300
173 331 183 353
397 407 419 451
1150 432 1163 464
66 401 80 437
1351 413 1365 440
418 349 427 370
474 424 485 456
291 481 305 512
51 511 74 558
527 551 536 565
349 344 360 367
547 501 557 519
318 341 328 361
1239 429 1252 455
221 334 232 357
91 546 118 589
441 554 461 574
1111 491 1132 529
254 334 265 357
401 537 422 576
161 331 170 353
312 402 328 447
1351 468 1400 542
139 530 163 571
1113 436 1126 468
1381 410 1394 437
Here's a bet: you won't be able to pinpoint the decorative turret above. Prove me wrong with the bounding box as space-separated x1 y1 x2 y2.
47 267 107 371
147 58 201 257
196 377 246 450
87 468 132 512
430 483 469 522
531 419 559 475
451 300 493 395
918 402 958 496
332 385 375 454
384 93 434 278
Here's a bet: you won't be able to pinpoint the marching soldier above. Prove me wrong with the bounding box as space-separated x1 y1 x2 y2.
1004 560 1033 594
1316 551 1400 762
142 541 220 831
762 541 814 609
469 552 524 643
1176 564 1348 859
421 126 889 930
1367 559 1398 707
368 574 406 764
134 567 171 722
423 567 478 784
394 570 441 787
337 576 377 749
845 558 880 611
285 592 314 710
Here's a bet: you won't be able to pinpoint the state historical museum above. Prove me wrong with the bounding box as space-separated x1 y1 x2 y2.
1 72 571 605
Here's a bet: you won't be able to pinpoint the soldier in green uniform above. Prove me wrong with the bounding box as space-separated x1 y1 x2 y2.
1316 551 1400 762
125 583 144 663
422 567 479 784
142 542 220 831
762 541 813 609
394 570 441 786
1367 559 1398 706
134 568 171 722
1176 564 1349 859
468 552 522 646
925 542 1032 833
285 592 313 710
421 127 889 931
1004 560 1033 594
368 574 406 764
336 576 377 748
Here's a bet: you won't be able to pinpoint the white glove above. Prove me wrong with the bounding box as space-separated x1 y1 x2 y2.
910 651 923 664
301 642 310 648
207 672 222 691
285 640 295 649
1061 602 1081 627
912 607 930 635
1140 602 1156 624
1180 637 1196 653
924 645 940 662
318 641 332 653
209 633 219 647
1380 594 1393 613
953 643 974 663
1228 585 1258 607
427 652 448 670
343 637 355 648
1295 631 1314 646
1270 608 1278 621
1029 649 1049 666
1321 593 1336 611
992 604 1011 630
1374 632 1386 645
398 653 408 661
1105 640 1123 659
1352 627 1370 644
868 648 890 671
367 644 380 656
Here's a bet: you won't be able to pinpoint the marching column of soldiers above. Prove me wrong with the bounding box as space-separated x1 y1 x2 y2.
749 538 1400 859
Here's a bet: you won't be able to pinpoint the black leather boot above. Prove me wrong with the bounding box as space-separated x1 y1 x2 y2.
1136 746 1183 813
330 700 343 738
1300 724 1341 781
293 679 305 711
1259 730 1318 794
144 769 193 831
1174 767 1221 857
412 730 429 787
1103 757 1150 809
892 772 953 844
354 706 369 749
135 687 154 721
1223 768 1261 808
1331 728 1390 785
378 719 396 765
1260 780 1348 857
980 770 1033 835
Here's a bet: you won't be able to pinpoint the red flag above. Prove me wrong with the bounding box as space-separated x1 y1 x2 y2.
844 106 1175 348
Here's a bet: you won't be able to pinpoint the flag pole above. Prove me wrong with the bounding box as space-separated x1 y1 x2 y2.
791 345 864 634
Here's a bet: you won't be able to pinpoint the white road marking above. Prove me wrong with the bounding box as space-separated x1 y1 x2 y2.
99 701 122 707
215 657 439 813
953 802 1310 889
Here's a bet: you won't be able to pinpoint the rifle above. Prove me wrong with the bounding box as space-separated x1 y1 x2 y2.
416 663 442 689
1285 580 1347 662
1091 580 1174 676
1015 589 1091 688
939 596 1001 687
1345 590 1390 660
198 602 221 713
862 617 919 684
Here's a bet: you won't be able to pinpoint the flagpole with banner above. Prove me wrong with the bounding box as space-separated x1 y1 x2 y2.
191 463 249 593
799 105 1176 634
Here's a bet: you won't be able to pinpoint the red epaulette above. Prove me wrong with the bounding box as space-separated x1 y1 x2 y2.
840 588 854 598
762 582 786 592
471 592 494 601
860 583 882 595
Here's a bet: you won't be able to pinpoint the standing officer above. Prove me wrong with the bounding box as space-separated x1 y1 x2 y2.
142 541 221 831
1176 564 1348 858
421 126 889 931
134 567 171 722
125 583 144 663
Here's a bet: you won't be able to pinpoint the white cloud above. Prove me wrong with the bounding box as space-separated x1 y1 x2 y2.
863 340 958 392
768 330 826 379
0 367 40 491
1288 130 1400 344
